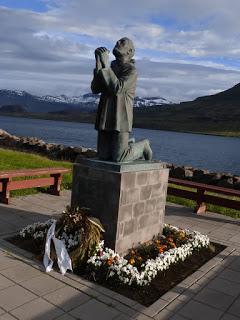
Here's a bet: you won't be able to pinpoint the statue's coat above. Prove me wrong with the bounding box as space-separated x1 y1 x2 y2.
91 60 137 133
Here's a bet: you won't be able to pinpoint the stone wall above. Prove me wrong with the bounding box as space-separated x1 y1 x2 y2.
71 158 169 254
116 168 169 253
0 128 239 190
166 163 240 190
0 129 96 161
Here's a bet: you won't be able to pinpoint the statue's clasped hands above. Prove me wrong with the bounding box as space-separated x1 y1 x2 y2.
95 47 110 69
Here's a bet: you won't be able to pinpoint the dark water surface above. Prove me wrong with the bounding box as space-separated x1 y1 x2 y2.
0 115 239 175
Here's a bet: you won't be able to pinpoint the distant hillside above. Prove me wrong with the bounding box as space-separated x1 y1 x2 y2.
0 104 27 113
0 89 92 113
0 89 172 113
133 82 240 136
169 82 240 122
0 84 239 137
195 82 240 103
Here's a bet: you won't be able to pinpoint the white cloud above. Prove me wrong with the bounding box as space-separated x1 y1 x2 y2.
136 59 240 101
42 0 240 58
1 1 240 102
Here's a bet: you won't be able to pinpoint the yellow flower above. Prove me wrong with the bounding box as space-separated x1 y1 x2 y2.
129 258 135 265
178 231 186 240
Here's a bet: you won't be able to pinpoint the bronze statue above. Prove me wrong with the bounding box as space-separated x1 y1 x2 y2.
91 37 152 162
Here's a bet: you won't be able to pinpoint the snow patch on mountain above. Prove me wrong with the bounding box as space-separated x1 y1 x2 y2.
38 93 172 107
0 89 173 112
134 96 172 107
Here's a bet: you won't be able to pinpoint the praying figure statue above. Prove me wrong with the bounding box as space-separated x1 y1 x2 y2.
91 37 153 162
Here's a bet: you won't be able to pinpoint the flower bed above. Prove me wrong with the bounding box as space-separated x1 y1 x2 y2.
18 214 211 287
9 207 225 306
87 225 210 287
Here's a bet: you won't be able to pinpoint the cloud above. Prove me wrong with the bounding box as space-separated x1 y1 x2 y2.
0 7 92 62
0 2 240 102
136 59 240 101
43 0 240 58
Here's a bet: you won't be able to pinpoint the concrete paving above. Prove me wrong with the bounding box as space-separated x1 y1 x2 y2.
0 191 239 320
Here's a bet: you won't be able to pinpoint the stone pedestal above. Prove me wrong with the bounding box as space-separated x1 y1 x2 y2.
71 158 169 255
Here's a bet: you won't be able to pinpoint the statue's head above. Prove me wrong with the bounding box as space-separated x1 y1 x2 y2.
113 37 135 62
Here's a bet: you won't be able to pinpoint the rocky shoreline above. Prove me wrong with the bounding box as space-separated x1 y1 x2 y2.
0 129 239 190
0 129 96 161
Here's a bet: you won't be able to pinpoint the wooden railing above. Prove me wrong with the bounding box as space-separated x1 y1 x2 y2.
168 177 240 214
0 167 70 204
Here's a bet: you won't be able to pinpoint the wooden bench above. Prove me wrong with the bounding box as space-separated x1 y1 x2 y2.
168 177 240 214
0 167 70 204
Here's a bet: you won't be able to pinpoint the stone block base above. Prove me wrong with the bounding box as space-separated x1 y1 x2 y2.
71 158 169 255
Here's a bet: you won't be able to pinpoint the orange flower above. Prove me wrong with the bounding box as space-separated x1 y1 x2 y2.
137 256 142 262
158 245 167 253
106 258 113 266
129 258 135 265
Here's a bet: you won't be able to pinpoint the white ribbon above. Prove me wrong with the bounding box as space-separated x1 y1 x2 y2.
43 220 73 275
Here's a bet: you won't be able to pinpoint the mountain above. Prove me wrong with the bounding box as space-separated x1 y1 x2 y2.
194 82 240 103
0 89 97 113
39 92 100 105
0 104 27 113
134 82 240 136
0 89 172 113
174 82 240 121
1 84 239 136
134 96 172 107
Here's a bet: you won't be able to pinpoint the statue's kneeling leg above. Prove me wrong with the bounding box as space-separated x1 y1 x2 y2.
111 132 129 162
143 139 153 160
97 131 112 160
116 139 153 162
111 132 153 162
122 139 152 161
126 139 153 161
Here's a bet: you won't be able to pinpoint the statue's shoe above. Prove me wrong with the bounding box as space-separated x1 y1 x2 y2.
128 137 135 145
143 139 153 161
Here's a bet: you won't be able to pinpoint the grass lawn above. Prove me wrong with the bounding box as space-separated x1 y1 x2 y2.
0 148 72 196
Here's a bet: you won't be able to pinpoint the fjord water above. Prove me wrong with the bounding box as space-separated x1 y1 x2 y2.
0 115 239 175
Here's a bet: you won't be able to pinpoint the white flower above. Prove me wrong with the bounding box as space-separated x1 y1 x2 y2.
19 219 55 239
87 224 210 287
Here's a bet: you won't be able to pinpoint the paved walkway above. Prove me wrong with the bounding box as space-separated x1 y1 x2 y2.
0 191 239 320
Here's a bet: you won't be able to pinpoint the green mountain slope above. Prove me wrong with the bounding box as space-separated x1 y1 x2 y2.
134 83 240 136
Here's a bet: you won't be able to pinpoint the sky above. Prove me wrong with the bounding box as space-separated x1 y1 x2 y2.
0 0 240 102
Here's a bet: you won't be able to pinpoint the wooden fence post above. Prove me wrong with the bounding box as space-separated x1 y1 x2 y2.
0 178 10 204
49 173 62 196
195 188 206 214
